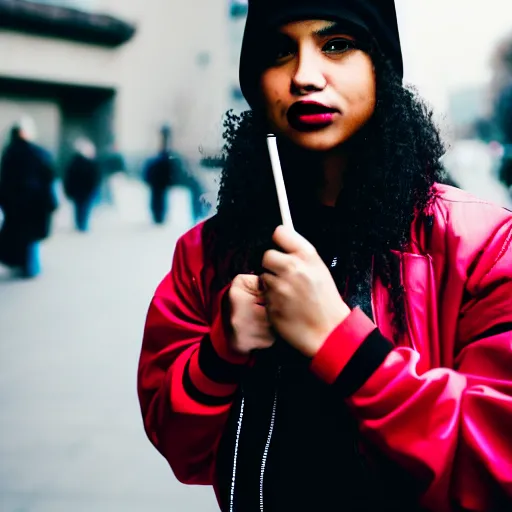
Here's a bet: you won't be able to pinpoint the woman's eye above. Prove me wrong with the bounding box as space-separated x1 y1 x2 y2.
274 45 295 62
323 38 356 55
265 35 296 64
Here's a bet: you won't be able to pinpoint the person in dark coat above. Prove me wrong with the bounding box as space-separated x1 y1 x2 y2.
0 119 57 278
63 138 101 232
143 125 208 225
143 125 179 225
495 83 512 189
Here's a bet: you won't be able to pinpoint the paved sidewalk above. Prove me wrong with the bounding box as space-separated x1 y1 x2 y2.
0 178 218 512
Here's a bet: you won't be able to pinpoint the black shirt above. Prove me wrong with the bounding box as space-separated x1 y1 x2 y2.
215 204 421 512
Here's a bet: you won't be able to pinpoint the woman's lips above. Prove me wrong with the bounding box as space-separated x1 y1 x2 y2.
296 112 335 124
287 102 339 131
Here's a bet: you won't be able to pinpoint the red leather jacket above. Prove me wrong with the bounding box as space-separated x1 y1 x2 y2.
138 184 512 511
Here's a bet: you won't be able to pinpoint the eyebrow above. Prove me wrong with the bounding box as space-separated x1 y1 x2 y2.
313 22 347 38
274 21 356 44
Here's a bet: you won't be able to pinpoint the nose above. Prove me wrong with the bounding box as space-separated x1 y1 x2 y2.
291 46 327 95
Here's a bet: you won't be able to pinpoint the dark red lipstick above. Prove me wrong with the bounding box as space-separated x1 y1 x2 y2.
287 101 339 131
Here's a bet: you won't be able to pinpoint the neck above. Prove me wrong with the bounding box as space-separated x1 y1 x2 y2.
318 150 347 206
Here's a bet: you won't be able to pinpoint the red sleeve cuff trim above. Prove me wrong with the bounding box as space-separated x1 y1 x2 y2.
188 348 238 398
310 307 377 384
170 347 231 415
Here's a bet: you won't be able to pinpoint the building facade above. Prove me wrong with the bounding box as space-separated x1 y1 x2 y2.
0 0 247 178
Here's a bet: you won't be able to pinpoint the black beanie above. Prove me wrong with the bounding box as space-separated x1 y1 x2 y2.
239 0 403 108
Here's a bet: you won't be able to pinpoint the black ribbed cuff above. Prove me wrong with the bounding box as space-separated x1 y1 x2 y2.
198 335 246 384
333 329 393 398
182 359 236 406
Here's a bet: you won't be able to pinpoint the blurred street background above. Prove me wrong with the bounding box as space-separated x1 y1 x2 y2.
1 1 512 511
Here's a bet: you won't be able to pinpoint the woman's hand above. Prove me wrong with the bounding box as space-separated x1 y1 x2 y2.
261 225 351 358
229 274 276 356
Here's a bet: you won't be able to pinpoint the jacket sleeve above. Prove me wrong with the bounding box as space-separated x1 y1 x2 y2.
310 222 512 511
137 235 249 485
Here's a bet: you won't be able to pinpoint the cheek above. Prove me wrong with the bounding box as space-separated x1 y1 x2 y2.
358 64 377 115
260 72 288 120
337 57 376 116
358 80 376 118
364 67 377 112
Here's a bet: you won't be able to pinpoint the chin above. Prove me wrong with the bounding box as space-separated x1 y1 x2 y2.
286 129 349 153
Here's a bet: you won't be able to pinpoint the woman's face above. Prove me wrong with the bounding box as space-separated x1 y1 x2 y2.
260 19 376 152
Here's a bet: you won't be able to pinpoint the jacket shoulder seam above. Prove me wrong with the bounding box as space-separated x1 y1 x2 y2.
436 197 494 206
487 225 512 278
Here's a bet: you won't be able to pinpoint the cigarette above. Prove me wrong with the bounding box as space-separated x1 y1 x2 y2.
266 134 294 230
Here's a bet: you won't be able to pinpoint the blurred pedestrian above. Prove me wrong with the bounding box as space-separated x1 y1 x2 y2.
500 157 512 190
63 137 101 232
142 125 176 224
143 124 208 225
0 118 58 278
496 83 512 190
138 1 512 511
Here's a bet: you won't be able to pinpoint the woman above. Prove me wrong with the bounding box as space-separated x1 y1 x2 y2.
138 1 512 511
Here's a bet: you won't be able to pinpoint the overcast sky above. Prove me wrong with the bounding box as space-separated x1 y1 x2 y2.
396 0 511 115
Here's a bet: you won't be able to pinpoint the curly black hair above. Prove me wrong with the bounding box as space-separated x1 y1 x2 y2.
203 49 447 336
